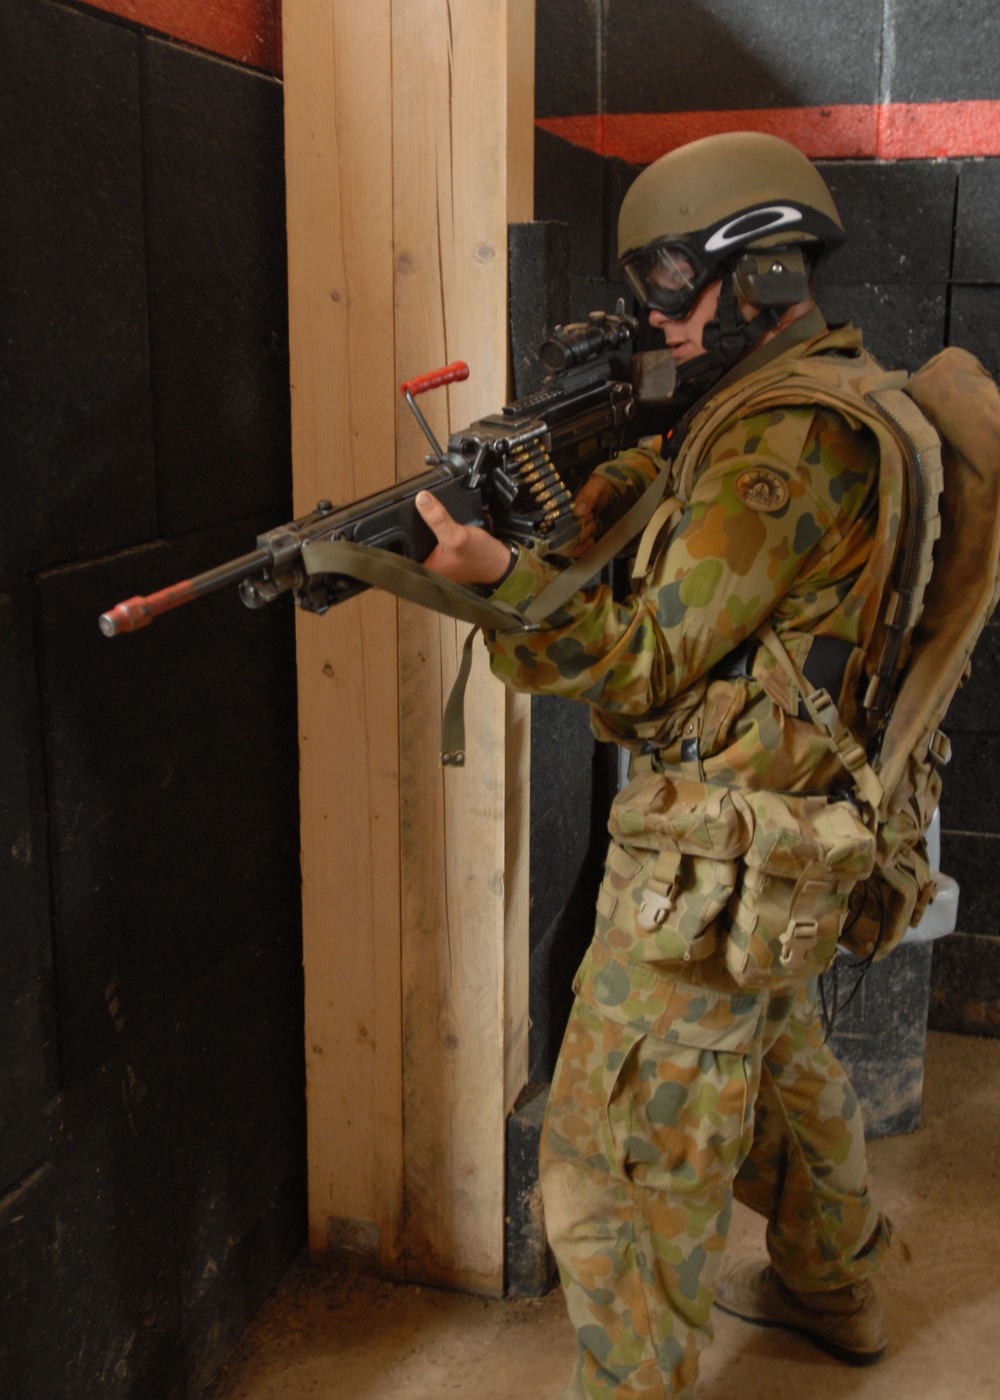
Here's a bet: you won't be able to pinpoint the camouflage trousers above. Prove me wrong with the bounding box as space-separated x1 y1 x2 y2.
541 975 892 1399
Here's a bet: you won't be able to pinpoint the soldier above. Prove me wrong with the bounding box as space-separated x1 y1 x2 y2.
416 132 893 1399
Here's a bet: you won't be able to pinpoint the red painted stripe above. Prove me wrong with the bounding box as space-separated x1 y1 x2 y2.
80 0 282 75
537 102 1000 163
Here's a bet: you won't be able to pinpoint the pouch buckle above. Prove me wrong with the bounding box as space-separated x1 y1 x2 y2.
636 848 683 931
637 886 677 931
779 918 819 972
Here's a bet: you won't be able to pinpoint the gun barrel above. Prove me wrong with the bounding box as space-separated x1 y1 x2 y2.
99 548 268 637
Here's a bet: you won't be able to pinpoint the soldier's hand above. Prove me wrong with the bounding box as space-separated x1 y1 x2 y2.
415 491 513 586
570 473 611 557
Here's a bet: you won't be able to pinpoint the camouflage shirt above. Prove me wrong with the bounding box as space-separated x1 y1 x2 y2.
486 320 881 793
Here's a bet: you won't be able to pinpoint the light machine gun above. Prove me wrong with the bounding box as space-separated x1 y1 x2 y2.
98 307 639 638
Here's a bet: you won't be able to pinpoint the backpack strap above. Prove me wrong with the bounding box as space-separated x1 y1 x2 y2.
757 621 884 812
670 352 944 758
521 464 679 623
858 382 943 731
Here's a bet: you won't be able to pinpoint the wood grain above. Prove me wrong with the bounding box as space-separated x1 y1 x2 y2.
284 0 534 1294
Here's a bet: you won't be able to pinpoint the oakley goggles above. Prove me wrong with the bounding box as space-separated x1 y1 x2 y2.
621 242 712 320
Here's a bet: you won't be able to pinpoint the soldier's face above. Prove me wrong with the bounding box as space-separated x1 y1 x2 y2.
648 280 723 363
649 280 763 362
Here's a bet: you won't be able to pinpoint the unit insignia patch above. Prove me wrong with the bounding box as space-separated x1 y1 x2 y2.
733 467 790 512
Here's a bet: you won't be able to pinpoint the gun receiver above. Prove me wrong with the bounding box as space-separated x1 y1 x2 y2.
99 306 638 637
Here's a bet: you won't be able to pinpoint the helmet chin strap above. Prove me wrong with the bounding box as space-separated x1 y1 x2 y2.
674 269 780 400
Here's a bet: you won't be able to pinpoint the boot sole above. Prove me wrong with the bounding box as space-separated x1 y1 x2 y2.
713 1295 887 1367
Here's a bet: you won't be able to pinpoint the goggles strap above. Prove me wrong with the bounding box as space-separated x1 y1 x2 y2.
702 270 777 360
670 271 777 401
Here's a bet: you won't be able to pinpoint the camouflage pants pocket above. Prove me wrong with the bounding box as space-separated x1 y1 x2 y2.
602 772 751 967
724 791 876 987
542 997 761 1399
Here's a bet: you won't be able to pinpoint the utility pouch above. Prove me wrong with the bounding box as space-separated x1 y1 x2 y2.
841 773 941 961
724 790 877 988
601 772 750 965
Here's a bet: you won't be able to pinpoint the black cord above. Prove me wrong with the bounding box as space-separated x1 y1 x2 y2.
820 876 887 1041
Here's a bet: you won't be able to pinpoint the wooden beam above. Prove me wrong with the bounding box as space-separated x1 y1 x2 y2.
283 0 534 1294
283 0 404 1276
392 0 533 1295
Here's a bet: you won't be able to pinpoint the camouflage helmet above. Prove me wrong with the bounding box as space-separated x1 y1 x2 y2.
618 132 845 319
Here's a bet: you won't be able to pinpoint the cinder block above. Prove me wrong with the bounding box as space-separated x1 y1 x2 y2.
604 0 881 112
144 37 291 536
0 0 155 580
953 160 1000 282
949 285 1000 382
568 276 635 325
885 0 1000 102
528 696 601 1080
529 864 604 1085
529 698 596 947
826 943 935 1138
38 524 300 1085
930 931 1000 1037
535 0 600 119
509 222 570 397
529 735 619 1084
816 160 957 285
939 733 1000 835
607 155 642 279
505 1083 556 1296
815 282 947 374
938 831 1000 939
535 130 614 279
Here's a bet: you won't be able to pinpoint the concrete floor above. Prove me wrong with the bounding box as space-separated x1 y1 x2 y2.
203 1030 1000 1400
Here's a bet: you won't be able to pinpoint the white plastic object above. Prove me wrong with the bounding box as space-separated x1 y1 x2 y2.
902 807 959 944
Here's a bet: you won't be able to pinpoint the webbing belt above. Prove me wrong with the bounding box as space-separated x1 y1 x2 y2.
711 632 855 722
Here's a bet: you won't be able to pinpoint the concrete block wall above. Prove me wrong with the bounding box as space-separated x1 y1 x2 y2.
529 0 1000 1049
0 2 304 1396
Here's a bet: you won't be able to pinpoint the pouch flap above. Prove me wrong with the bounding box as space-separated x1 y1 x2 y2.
737 789 875 880
609 772 751 858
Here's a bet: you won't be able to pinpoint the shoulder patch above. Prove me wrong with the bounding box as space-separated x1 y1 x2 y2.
733 466 789 513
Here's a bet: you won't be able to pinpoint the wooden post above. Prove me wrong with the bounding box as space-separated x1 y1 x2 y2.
283 0 534 1294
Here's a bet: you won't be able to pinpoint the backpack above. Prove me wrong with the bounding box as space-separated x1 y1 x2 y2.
700 345 1000 962
838 348 1000 959
549 331 1000 974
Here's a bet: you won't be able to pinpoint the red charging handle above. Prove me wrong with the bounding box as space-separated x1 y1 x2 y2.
399 361 470 397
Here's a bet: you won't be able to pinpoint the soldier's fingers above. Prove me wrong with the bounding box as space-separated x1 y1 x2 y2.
572 473 610 518
415 490 510 584
570 520 598 557
415 490 462 545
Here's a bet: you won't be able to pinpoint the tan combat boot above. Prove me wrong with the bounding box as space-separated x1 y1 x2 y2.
713 1261 888 1366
